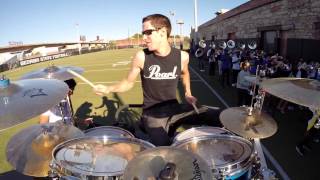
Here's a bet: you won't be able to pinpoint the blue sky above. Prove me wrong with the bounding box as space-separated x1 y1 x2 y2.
0 0 249 46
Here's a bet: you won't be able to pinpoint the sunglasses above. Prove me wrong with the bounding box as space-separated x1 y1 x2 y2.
142 29 158 36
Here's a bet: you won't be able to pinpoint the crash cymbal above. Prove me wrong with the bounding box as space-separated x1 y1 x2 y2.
123 146 213 180
20 65 84 81
244 75 264 85
219 107 278 139
261 78 320 109
0 78 69 131
6 121 84 177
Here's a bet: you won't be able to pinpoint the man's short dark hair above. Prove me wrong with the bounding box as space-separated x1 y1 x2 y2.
142 14 171 37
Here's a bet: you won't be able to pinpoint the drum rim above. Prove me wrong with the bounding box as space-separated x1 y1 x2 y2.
51 136 155 177
173 126 230 142
171 134 254 169
83 126 134 137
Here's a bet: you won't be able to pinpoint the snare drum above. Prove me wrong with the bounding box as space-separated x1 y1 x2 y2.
51 136 155 180
84 126 134 138
172 135 254 180
173 126 231 143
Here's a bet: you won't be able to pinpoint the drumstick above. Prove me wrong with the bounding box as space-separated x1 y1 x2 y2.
192 103 199 114
67 69 95 88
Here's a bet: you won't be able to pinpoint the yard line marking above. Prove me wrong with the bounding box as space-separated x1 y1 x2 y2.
189 67 290 180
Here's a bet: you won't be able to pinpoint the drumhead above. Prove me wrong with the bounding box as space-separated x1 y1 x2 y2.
172 135 254 173
173 126 231 143
84 126 134 138
52 136 155 177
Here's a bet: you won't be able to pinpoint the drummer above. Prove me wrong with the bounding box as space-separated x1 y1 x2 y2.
39 79 76 124
94 14 222 146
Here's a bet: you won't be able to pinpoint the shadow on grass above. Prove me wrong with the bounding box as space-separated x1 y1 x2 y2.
74 95 142 134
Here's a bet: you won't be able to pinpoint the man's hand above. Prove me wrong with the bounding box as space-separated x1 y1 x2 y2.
94 84 110 96
185 94 197 105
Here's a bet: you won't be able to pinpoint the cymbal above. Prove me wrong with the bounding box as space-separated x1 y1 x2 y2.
260 78 320 109
123 146 213 180
0 78 69 131
6 121 84 177
219 107 278 139
20 65 84 81
244 75 264 85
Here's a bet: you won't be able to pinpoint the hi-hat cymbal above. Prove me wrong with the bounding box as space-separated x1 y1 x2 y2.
20 65 84 81
0 78 69 131
219 107 278 139
260 78 320 109
123 146 213 180
6 121 84 177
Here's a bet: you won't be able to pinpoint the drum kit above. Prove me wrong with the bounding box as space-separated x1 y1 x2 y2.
1 63 320 180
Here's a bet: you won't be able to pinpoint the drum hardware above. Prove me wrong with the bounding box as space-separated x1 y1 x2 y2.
0 78 69 131
172 135 254 180
84 126 135 138
158 163 176 180
5 121 84 177
20 65 84 81
51 136 155 179
123 146 213 179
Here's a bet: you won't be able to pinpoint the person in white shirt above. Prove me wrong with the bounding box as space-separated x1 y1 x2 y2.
231 51 241 86
236 61 252 106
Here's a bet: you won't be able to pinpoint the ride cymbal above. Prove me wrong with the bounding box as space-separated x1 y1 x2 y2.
219 107 278 139
20 65 84 81
123 146 213 180
6 121 84 177
0 78 69 131
260 78 320 109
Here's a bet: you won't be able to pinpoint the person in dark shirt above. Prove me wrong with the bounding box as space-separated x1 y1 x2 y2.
93 14 221 146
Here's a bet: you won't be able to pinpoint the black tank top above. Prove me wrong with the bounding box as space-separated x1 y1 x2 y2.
141 48 181 109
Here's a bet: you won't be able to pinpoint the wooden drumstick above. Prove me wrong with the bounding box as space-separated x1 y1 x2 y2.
192 103 199 114
67 69 95 88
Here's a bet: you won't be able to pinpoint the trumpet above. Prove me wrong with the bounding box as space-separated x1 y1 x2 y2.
195 40 206 58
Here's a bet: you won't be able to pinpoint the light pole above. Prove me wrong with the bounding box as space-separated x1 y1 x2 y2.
169 10 176 47
177 20 184 49
75 23 81 54
194 0 199 46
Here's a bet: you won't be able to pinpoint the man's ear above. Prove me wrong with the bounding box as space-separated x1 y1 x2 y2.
159 27 167 37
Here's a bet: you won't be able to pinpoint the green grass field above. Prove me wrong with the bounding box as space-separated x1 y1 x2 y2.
0 48 147 173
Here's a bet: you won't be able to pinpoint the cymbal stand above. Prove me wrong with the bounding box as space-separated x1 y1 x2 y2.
246 65 276 179
58 94 74 125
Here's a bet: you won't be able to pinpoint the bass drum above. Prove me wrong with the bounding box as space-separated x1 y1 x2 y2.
172 134 255 180
84 126 134 138
51 136 155 180
173 126 232 143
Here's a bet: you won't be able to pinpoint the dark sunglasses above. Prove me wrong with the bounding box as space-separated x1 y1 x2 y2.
142 29 158 35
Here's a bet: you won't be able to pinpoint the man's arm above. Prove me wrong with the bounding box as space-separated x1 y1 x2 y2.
181 51 197 104
94 50 144 95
